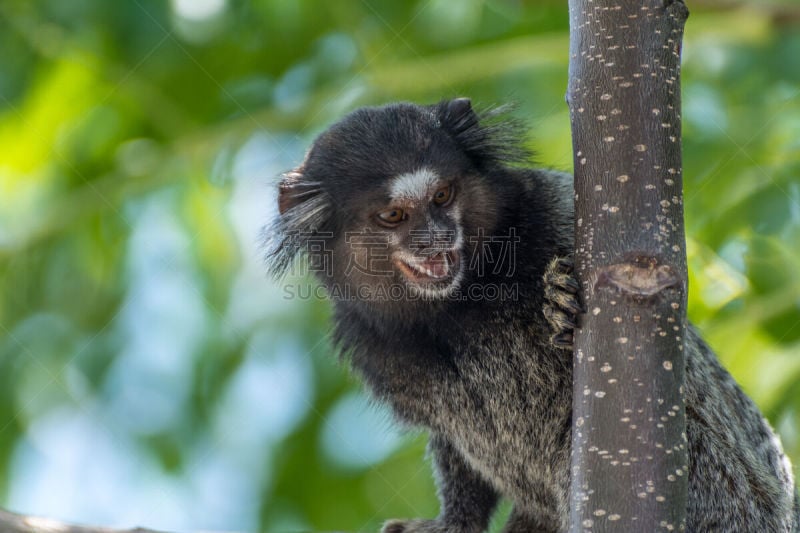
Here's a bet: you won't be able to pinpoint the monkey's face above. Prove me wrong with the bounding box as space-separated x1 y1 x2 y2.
340 166 497 300
375 168 463 297
272 98 510 305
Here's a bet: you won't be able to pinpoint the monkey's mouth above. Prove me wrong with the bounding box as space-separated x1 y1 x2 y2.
395 250 460 286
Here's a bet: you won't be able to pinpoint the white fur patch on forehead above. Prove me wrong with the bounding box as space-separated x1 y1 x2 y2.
390 168 439 201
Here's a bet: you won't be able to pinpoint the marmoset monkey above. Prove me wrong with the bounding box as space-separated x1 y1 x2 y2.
269 98 799 532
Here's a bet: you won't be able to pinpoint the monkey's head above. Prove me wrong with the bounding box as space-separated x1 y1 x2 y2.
270 98 524 307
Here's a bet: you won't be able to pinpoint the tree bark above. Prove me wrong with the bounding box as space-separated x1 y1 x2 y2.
566 1 690 531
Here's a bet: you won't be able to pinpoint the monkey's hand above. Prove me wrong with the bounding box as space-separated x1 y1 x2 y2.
543 256 582 350
381 519 454 533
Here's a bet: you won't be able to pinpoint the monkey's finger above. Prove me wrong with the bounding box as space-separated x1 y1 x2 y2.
544 271 579 294
551 332 574 350
560 294 583 315
561 276 581 293
544 285 583 314
556 256 574 271
544 304 577 331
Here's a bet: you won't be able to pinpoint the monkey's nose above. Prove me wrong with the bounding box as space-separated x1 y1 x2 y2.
410 227 456 253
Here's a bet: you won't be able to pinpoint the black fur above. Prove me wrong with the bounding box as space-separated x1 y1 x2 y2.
268 99 799 532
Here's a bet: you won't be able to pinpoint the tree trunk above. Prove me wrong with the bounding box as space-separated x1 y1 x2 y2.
566 1 690 531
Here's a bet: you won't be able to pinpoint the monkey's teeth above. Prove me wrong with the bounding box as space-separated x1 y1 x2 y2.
399 251 458 282
422 256 449 278
412 263 437 278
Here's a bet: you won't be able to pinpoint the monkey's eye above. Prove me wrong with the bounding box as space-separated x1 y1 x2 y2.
376 207 406 226
432 184 454 206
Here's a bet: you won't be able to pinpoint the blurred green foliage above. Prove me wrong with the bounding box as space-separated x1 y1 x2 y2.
0 0 798 531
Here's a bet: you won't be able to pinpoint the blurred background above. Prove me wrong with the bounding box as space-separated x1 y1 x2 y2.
0 0 798 531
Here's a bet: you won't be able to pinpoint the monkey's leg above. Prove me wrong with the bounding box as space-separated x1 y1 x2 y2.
542 256 582 350
382 434 498 533
501 506 560 533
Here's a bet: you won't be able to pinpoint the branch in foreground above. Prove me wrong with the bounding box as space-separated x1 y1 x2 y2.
0 509 170 533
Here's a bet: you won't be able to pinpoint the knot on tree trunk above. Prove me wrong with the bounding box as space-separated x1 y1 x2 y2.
596 257 680 299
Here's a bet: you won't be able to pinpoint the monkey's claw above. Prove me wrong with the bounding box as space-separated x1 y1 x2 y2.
382 521 408 533
551 332 574 348
381 519 449 533
543 256 582 350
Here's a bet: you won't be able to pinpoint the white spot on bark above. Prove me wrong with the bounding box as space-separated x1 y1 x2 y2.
634 144 647 152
